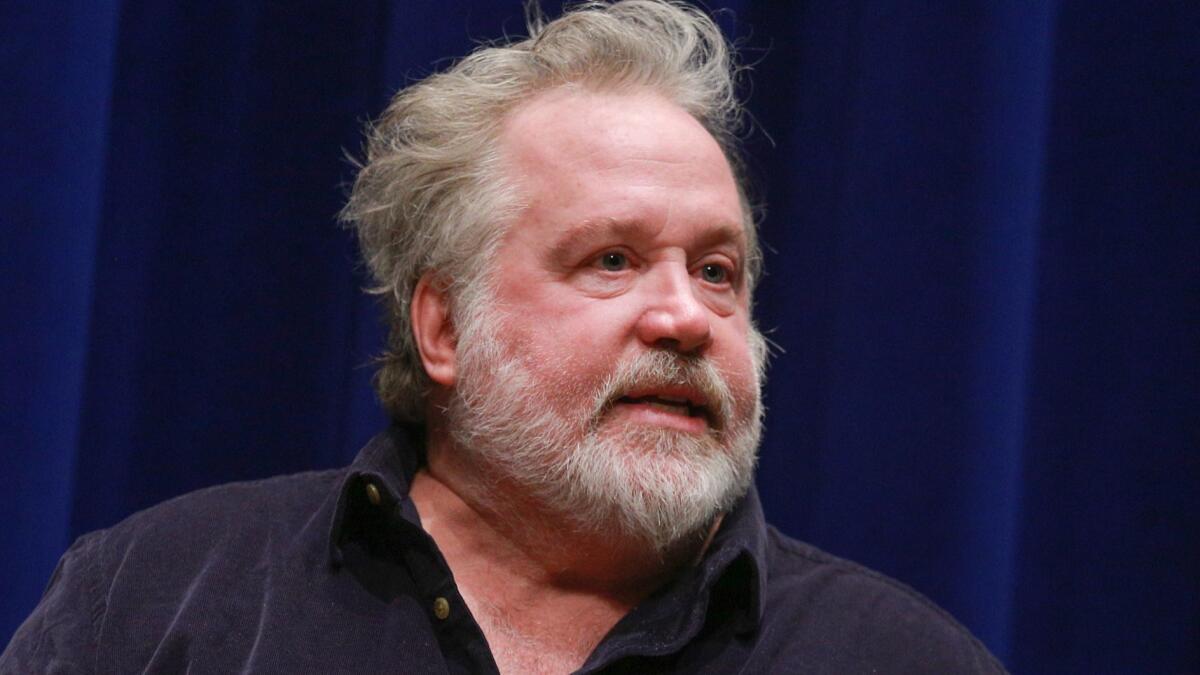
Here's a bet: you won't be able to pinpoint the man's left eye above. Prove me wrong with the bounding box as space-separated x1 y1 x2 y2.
699 263 730 284
598 252 629 271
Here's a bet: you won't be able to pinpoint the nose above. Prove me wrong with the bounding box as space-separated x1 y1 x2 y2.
634 264 712 354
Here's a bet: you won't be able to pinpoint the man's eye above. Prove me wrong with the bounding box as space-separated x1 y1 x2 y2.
699 263 730 284
598 252 629 271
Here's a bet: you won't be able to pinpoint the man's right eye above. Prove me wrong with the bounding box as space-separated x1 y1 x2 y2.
598 252 629 271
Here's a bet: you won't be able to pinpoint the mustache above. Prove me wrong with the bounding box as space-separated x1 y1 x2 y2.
588 350 735 434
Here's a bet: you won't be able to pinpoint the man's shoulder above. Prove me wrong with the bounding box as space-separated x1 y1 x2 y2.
85 468 344 572
761 525 960 622
757 526 1006 673
1 469 349 673
110 468 340 531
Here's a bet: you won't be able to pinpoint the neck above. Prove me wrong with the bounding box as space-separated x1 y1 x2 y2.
413 440 700 598
409 427 717 670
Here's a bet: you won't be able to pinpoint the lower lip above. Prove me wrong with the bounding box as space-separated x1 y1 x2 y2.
607 402 709 433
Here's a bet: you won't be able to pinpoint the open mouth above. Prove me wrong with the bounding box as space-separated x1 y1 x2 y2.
616 394 707 419
608 386 718 432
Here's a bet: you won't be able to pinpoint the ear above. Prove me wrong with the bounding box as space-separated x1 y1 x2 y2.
411 272 457 387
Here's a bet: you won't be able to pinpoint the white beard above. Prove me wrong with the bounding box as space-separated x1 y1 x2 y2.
445 298 766 552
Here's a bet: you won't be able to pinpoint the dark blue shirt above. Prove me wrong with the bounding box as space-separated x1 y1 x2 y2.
2 428 1004 673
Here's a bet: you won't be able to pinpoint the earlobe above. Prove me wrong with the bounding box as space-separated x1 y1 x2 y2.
411 273 457 387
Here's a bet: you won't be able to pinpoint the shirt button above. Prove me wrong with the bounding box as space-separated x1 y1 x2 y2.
432 597 450 620
364 482 382 506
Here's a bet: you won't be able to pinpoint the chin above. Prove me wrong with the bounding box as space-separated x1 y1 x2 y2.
542 423 759 553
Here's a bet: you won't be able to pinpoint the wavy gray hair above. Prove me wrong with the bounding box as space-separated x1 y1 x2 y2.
341 0 758 424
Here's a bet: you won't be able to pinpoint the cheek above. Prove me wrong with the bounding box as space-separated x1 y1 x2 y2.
713 322 761 390
722 348 759 393
527 295 639 352
498 314 615 396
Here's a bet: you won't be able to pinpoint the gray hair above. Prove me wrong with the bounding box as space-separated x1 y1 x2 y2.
341 0 758 424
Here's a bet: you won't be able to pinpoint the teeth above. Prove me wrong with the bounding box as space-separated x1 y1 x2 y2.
646 400 690 415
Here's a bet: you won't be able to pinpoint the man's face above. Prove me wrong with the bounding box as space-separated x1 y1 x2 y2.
446 88 764 549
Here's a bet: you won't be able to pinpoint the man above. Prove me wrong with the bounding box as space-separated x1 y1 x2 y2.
3 1 1004 672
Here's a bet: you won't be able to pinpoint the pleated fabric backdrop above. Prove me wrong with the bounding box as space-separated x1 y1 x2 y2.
2 1 1196 671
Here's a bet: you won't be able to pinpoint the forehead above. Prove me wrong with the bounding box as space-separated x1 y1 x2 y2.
502 87 727 166
497 87 744 239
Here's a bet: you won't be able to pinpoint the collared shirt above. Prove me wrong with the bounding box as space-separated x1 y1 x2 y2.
2 428 1005 673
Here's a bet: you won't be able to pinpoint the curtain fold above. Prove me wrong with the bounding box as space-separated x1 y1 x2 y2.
0 0 121 638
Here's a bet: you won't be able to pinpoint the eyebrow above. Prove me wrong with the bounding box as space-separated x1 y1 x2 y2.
547 218 746 263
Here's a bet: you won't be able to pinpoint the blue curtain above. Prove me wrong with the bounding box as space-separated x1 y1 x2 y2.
2 1 1196 671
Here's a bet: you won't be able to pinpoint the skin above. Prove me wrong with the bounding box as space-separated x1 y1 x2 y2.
408 87 756 674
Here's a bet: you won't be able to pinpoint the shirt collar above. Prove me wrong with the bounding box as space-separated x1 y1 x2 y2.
326 426 769 633
326 425 423 567
701 484 769 632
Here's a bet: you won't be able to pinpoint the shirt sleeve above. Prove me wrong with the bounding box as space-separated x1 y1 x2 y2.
0 532 106 675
